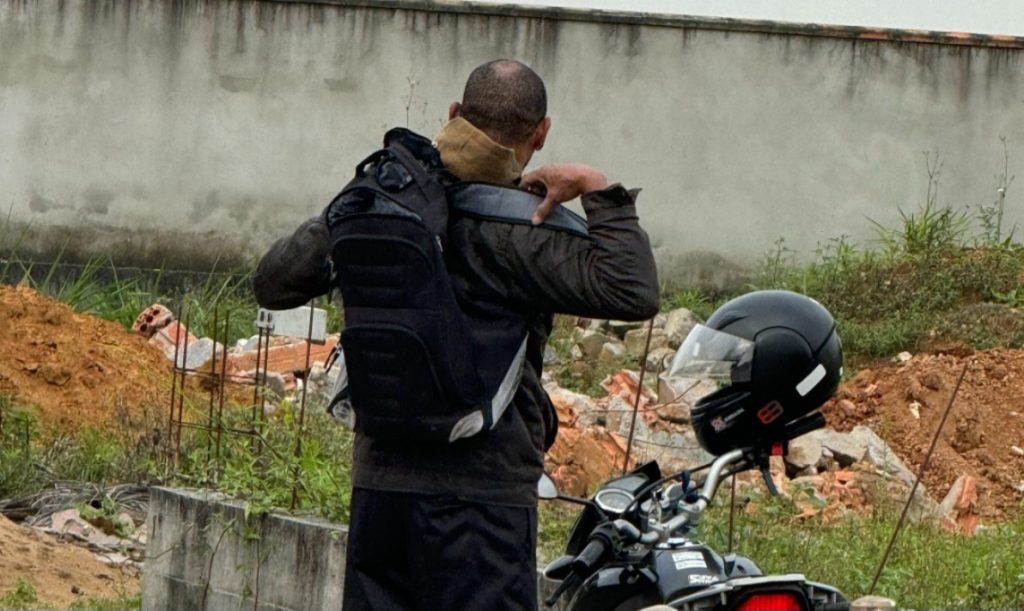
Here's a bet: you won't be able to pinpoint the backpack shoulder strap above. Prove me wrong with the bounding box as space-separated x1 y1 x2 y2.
447 183 589 238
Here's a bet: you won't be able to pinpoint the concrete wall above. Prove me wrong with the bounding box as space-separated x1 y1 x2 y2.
144 487 567 610
144 487 348 611
3 0 1024 283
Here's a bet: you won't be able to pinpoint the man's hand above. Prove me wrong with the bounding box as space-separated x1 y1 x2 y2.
521 164 609 225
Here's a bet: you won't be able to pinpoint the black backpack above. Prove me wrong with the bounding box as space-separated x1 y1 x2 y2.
324 128 524 443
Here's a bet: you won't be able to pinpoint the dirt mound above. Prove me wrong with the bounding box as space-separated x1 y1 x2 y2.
823 349 1024 518
0 514 138 607
0 285 171 431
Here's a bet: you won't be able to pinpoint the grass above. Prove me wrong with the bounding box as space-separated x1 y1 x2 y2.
539 489 1024 610
0 391 354 525
659 190 1024 367
0 579 38 609
698 492 1024 609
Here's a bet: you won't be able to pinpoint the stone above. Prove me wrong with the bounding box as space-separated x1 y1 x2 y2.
577 330 614 359
603 319 644 338
175 337 224 371
623 327 668 358
657 373 716 408
543 345 559 366
645 346 676 373
908 401 921 419
851 425 917 487
570 344 584 360
598 341 626 365
663 307 700 347
263 371 289 397
1011 446 1024 457
809 428 868 466
132 304 174 339
895 351 913 363
239 334 262 352
785 435 823 470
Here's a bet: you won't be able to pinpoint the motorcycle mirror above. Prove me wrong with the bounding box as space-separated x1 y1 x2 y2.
538 473 560 499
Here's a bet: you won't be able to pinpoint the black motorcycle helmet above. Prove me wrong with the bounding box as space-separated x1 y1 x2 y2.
668 290 843 456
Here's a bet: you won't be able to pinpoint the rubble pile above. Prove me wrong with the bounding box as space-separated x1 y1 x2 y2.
543 310 1020 532
132 303 339 402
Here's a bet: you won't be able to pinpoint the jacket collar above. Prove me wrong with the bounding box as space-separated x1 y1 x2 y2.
434 117 522 185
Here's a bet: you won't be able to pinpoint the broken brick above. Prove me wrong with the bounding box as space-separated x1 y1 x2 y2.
226 337 338 375
132 304 174 339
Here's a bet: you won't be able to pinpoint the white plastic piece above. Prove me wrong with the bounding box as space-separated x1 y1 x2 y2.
255 306 328 342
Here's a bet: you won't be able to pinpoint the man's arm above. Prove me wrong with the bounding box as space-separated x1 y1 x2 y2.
499 165 660 321
252 216 333 309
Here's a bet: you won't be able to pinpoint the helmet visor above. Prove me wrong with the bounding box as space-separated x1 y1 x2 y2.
668 324 754 383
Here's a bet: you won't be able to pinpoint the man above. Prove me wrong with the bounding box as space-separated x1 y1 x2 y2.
254 59 659 610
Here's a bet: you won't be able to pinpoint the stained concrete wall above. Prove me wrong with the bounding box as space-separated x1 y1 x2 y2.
3 0 1024 283
143 487 348 611
144 487 567 610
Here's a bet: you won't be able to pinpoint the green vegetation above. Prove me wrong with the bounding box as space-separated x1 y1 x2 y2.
698 492 1024 609
0 391 353 525
0 579 38 609
539 489 1024 609
661 173 1024 366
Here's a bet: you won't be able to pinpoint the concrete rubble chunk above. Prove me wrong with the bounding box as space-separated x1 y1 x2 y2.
785 435 823 471
577 330 614 359
175 337 224 370
623 327 668 358
657 374 716 410
646 346 676 373
663 307 700 347
851 425 918 488
810 428 868 466
598 341 626 365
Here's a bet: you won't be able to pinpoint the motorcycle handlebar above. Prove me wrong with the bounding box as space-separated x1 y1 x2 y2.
572 538 608 574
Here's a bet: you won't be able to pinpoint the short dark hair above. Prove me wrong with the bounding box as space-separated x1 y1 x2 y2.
459 59 547 147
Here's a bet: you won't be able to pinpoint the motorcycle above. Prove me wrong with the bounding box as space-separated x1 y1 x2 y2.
540 411 864 611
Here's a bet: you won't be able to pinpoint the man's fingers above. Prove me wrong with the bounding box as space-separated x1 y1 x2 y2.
532 195 559 225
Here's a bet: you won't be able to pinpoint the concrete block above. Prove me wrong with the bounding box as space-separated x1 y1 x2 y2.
144 488 347 611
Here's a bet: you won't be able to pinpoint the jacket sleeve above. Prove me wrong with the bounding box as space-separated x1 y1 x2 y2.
252 216 333 310
498 184 660 321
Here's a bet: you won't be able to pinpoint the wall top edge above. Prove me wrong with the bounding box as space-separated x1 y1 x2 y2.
266 0 1024 49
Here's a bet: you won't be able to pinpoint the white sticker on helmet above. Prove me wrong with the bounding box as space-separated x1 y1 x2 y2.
796 364 827 397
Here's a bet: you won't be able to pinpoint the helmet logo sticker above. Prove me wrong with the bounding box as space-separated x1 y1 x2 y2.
711 408 745 431
796 364 827 397
757 401 784 425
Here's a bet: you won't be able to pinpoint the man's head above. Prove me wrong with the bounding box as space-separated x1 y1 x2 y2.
449 59 551 169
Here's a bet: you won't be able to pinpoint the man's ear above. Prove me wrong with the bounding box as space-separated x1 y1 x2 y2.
532 117 552 151
449 102 462 121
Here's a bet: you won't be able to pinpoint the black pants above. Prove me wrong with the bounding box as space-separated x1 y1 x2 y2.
342 487 538 611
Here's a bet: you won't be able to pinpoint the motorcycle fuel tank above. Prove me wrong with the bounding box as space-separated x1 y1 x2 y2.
567 543 728 611
652 543 728 600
